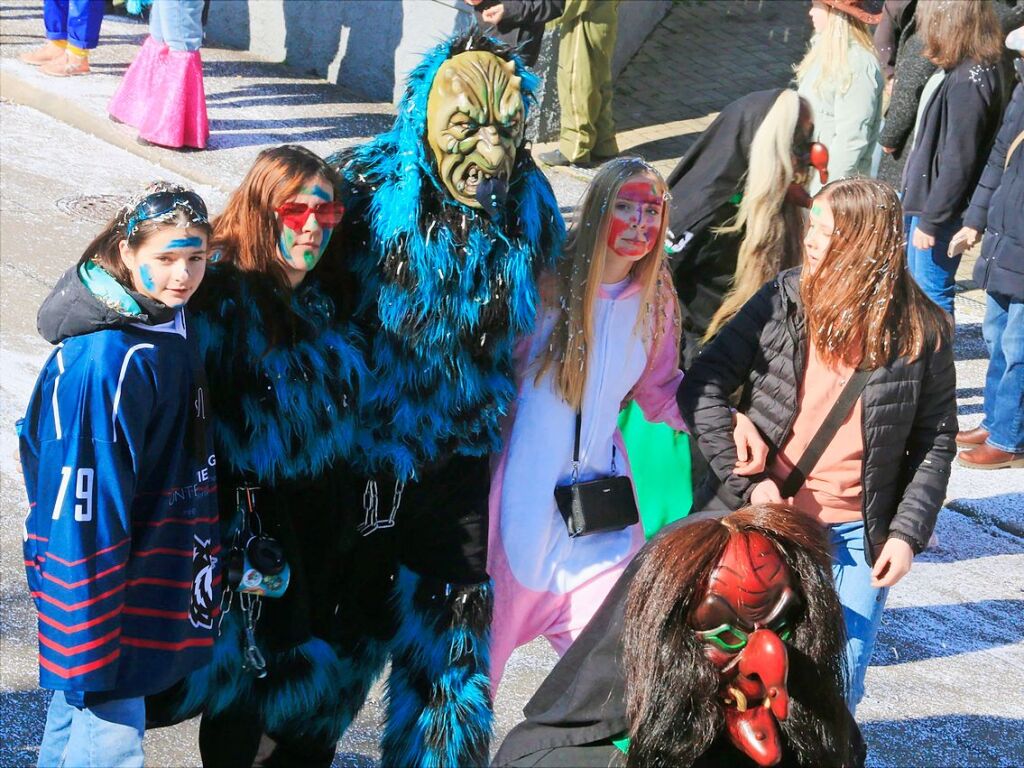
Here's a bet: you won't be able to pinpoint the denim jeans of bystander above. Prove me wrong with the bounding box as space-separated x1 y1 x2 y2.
981 292 1024 453
905 215 962 315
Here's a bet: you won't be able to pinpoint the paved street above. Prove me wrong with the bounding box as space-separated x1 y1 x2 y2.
1 1 1022 766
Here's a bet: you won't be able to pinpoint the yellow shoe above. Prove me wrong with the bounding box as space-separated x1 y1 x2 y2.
19 41 67 65
41 52 91 77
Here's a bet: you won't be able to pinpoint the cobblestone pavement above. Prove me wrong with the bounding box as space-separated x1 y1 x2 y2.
612 0 811 175
534 0 812 180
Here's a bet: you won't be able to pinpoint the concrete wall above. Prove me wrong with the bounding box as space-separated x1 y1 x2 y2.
205 0 671 105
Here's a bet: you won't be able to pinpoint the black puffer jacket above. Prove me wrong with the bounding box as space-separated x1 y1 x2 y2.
678 268 957 563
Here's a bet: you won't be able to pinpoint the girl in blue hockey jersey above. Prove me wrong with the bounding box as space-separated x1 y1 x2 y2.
19 182 218 768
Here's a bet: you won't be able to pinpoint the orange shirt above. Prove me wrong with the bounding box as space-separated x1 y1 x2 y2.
770 341 864 524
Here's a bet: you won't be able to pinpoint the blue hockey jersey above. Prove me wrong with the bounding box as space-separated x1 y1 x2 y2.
20 264 220 703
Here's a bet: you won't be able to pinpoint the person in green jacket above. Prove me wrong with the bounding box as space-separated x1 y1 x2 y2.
540 0 620 167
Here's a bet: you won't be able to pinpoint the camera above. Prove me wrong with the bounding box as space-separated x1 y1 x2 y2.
226 533 290 598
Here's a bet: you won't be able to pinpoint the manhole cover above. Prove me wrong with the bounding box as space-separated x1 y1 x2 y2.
55 194 132 224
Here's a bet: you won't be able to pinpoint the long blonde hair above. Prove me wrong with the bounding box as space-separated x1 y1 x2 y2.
802 179 950 369
794 4 876 95
534 158 677 409
706 90 805 341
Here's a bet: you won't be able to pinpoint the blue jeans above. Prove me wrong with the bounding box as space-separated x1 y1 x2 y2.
43 0 105 50
830 521 889 714
982 293 1024 452
37 691 144 768
905 215 961 315
149 0 204 51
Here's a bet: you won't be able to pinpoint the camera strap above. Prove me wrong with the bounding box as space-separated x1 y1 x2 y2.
226 485 269 678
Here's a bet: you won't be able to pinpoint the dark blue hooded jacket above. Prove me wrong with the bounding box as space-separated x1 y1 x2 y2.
965 59 1024 301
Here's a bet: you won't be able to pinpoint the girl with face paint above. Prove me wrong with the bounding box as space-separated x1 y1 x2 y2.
149 146 372 767
23 183 219 768
488 158 767 692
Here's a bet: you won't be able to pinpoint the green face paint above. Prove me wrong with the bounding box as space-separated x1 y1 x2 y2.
811 203 823 217
278 225 328 271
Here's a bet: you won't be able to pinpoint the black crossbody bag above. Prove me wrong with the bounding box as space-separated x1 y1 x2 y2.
555 412 640 538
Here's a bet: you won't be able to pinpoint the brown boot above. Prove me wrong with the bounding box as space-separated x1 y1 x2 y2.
41 51 90 77
955 426 989 448
957 443 1024 470
19 41 67 65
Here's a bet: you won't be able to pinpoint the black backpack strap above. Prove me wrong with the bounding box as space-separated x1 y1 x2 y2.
779 368 871 499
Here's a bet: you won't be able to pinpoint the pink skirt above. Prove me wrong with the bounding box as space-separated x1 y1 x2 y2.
108 35 209 150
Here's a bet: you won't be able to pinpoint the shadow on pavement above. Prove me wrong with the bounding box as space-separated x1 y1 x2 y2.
861 715 1024 768
204 82 380 109
0 689 48 768
953 322 988 363
871 598 1024 666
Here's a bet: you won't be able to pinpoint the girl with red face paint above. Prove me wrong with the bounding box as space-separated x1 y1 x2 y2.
486 158 685 691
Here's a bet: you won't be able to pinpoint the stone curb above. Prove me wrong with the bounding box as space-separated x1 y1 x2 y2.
0 64 229 192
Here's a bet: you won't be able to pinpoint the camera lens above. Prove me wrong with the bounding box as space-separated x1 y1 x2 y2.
247 535 286 575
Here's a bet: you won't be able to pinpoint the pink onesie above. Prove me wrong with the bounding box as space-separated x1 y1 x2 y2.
488 274 686 691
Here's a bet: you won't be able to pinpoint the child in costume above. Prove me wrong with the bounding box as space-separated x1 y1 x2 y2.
325 31 564 766
151 146 370 767
20 182 218 768
487 158 686 689
108 0 209 150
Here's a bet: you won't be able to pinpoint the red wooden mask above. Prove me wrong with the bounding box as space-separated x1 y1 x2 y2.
691 531 802 766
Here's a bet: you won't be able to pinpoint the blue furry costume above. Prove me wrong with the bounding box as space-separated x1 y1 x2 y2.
324 31 564 767
145 264 388 766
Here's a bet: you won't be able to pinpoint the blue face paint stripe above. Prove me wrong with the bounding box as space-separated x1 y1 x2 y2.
139 264 156 291
165 237 204 249
305 185 332 202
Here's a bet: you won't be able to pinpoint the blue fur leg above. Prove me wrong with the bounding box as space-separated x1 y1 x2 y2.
381 567 494 768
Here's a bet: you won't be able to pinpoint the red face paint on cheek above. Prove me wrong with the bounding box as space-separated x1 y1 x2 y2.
607 180 663 258
606 215 636 254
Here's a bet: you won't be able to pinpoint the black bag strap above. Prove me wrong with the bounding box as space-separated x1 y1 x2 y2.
571 410 616 481
779 368 871 499
572 411 582 464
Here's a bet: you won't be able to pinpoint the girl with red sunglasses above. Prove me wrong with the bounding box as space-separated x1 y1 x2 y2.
148 145 372 767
